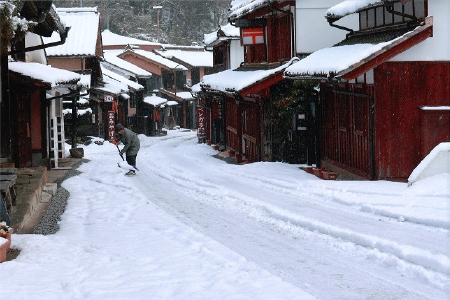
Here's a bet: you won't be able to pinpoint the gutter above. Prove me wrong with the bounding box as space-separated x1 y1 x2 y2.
8 28 70 56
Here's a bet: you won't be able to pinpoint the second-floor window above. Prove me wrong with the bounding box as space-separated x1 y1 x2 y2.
359 0 427 31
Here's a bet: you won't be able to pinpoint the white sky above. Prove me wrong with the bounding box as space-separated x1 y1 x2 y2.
1 130 449 300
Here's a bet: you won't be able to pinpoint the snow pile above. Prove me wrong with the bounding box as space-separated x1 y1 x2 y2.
327 0 383 19
9 62 80 87
201 58 298 93
408 142 450 186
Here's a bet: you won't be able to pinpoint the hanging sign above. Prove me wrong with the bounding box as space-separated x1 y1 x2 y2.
242 28 265 45
104 94 114 102
197 106 206 137
107 110 116 142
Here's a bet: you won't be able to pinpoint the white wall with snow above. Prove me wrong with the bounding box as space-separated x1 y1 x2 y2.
295 0 358 54
25 33 46 64
408 142 450 186
390 0 450 61
229 40 245 69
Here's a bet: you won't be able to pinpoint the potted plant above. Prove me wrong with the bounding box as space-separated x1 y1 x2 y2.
0 222 12 263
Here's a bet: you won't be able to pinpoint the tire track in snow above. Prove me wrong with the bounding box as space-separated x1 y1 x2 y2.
137 137 450 285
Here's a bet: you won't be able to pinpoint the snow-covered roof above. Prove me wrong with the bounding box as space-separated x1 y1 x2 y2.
229 0 268 20
79 74 91 88
284 23 432 80
9 62 80 87
97 74 128 94
204 24 240 45
191 83 201 94
166 100 179 106
129 50 188 71
176 92 194 100
327 0 383 20
143 94 167 107
201 58 298 93
154 49 213 68
102 29 160 46
44 7 100 56
101 66 144 91
103 50 152 77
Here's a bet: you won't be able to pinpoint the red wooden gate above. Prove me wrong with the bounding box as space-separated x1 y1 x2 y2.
225 97 239 151
322 85 372 177
242 102 259 160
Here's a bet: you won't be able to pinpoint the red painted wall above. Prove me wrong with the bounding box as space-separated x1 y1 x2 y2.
374 61 450 180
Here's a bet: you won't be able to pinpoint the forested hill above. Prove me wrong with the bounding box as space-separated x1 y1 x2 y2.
53 0 231 45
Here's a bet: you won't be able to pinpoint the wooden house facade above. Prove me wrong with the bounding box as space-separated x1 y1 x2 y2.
118 49 188 130
284 0 450 181
42 7 106 142
199 0 298 162
0 1 84 169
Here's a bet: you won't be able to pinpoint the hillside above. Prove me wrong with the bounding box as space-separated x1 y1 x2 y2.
54 0 231 45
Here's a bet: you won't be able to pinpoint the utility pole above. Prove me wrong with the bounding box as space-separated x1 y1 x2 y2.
153 6 162 43
106 0 110 30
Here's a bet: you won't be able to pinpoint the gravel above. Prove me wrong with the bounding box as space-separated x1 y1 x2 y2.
32 160 86 235
32 187 70 235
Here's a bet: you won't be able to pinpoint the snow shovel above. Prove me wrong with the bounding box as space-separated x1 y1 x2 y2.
116 145 139 172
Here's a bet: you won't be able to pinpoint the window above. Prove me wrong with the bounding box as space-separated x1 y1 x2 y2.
359 0 427 31
130 93 136 108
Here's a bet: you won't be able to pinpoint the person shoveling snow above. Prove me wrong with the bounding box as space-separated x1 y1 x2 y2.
114 123 140 175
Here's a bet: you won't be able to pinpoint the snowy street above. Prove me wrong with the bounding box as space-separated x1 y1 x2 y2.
1 130 449 300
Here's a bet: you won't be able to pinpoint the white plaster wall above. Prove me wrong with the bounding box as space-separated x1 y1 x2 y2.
296 0 358 54
229 39 245 69
391 0 450 61
25 33 47 64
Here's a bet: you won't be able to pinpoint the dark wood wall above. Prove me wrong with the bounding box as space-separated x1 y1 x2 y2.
374 61 450 180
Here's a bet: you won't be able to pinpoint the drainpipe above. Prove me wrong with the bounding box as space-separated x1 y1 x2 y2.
8 29 70 56
385 2 417 24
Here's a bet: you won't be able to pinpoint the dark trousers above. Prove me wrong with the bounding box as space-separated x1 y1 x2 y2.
126 155 137 166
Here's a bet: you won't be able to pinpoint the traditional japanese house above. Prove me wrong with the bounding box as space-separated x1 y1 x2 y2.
118 49 188 129
142 94 167 135
101 29 162 52
100 66 144 131
284 0 450 181
203 23 244 73
154 46 213 129
198 0 301 162
42 7 105 142
1 1 86 168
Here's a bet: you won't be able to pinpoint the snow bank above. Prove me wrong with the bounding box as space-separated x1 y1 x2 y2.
408 142 450 186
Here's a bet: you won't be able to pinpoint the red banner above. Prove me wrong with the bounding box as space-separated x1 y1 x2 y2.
242 28 264 45
107 110 116 142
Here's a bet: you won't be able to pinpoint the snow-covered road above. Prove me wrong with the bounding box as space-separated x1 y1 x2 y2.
134 131 450 300
1 130 449 300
